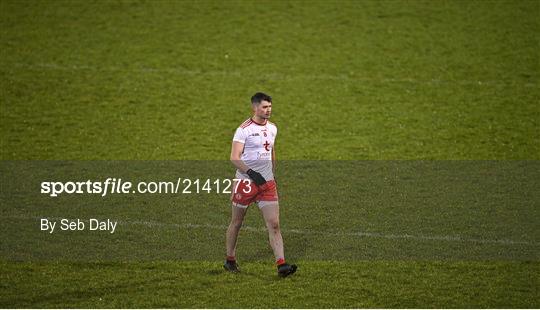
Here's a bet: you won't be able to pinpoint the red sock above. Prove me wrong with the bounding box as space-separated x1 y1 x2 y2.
226 255 236 262
276 258 285 266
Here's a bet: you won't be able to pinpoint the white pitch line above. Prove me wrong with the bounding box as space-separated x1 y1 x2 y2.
10 215 538 247
124 219 537 246
7 62 538 88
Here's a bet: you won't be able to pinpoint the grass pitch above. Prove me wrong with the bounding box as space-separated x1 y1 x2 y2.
1 0 539 308
2 261 537 308
1 0 538 160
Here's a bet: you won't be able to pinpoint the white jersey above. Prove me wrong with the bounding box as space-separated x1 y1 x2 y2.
232 118 277 181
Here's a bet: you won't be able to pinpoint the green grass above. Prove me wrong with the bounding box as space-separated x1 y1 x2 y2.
2 261 538 308
1 0 538 160
1 0 539 308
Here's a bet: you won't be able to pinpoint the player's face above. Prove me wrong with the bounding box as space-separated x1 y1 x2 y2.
254 100 272 119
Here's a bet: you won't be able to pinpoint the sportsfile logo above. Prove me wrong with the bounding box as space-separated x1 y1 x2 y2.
40 178 252 197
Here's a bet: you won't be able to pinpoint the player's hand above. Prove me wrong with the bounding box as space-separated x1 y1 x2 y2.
246 169 266 186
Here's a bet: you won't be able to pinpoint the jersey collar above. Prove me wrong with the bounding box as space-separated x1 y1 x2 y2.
250 118 267 126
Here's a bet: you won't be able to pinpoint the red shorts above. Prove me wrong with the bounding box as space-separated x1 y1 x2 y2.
231 179 279 208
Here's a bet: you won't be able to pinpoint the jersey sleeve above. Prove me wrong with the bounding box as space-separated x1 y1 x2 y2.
232 127 247 144
271 124 277 138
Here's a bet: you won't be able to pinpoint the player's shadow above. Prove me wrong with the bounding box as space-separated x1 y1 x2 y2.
207 264 282 281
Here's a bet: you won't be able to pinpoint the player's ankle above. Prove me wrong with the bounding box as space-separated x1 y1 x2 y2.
226 255 236 263
276 257 285 266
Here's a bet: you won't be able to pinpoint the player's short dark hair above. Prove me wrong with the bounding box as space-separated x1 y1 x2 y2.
251 92 272 105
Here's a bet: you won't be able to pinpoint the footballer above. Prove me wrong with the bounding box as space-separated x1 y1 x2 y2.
224 92 297 277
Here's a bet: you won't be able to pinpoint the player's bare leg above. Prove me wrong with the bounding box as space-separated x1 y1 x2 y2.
261 202 297 277
224 204 247 272
260 203 284 259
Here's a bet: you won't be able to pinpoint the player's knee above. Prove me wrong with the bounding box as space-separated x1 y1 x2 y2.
266 219 280 231
230 219 243 230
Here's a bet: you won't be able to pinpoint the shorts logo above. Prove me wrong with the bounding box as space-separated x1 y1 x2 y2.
235 193 242 200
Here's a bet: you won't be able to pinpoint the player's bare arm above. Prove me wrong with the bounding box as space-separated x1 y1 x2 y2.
230 141 250 173
272 146 276 174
